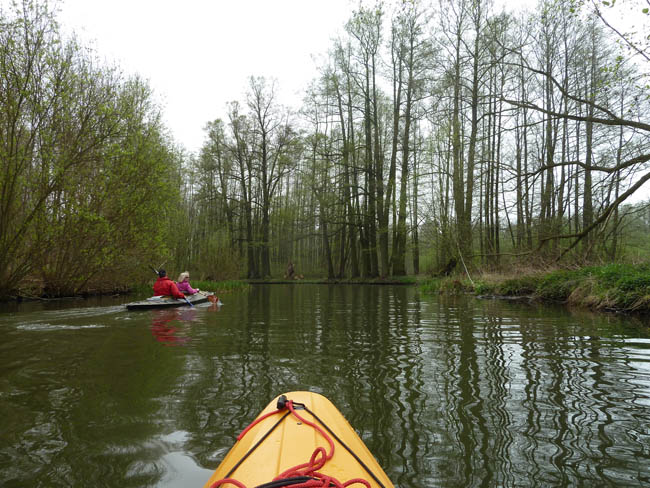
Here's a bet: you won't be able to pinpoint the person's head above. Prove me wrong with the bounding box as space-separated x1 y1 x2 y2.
177 271 190 282
158 269 167 278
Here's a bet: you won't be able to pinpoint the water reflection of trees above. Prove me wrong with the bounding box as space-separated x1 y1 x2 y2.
0 309 188 487
177 286 650 487
429 298 650 487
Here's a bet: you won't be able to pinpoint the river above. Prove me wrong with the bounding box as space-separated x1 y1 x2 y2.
1 284 649 487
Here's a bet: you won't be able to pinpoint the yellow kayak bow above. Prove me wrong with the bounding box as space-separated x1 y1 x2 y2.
204 391 394 488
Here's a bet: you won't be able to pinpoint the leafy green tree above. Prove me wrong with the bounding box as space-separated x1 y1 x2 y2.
0 2 182 296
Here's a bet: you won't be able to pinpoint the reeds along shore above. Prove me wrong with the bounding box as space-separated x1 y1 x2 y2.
420 264 650 314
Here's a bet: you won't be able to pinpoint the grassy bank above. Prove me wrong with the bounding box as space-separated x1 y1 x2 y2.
131 279 250 296
245 276 419 285
421 263 650 314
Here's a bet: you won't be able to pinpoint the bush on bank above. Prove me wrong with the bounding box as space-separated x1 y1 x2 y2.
420 264 650 313
131 280 250 296
0 3 183 299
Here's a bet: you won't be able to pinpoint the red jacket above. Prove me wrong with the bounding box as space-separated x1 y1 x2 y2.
153 276 185 299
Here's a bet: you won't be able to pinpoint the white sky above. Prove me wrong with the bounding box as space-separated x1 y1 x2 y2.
25 0 650 188
52 0 574 156
56 0 353 154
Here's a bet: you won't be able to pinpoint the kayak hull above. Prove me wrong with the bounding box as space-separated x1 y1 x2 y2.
203 391 394 488
125 292 214 310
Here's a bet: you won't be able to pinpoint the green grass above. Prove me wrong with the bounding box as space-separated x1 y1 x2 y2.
535 269 583 301
421 263 650 313
130 283 155 295
191 279 250 293
131 279 250 295
494 275 541 296
533 264 650 306
245 276 420 285
420 277 474 294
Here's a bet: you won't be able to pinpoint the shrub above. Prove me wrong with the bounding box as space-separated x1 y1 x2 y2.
496 276 540 296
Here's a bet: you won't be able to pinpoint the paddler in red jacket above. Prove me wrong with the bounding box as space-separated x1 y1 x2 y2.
153 269 186 299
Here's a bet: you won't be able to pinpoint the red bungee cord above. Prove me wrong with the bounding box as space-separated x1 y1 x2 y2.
209 399 372 488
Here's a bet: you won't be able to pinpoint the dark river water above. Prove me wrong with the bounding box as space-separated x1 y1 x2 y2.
1 284 649 487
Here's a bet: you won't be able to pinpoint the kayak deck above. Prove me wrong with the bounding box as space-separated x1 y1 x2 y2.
204 391 394 488
125 292 215 310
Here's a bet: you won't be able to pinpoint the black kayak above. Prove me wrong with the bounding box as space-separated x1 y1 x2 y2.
125 292 217 310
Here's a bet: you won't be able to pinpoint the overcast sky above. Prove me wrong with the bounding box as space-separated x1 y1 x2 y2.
56 0 353 154
53 0 554 154
44 0 648 174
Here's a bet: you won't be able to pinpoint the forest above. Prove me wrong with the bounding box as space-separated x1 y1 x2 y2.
1 0 650 298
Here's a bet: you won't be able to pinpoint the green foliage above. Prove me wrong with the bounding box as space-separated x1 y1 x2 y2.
5 0 650 297
466 265 650 312
192 230 242 281
0 2 182 297
419 262 650 313
372 276 419 285
129 279 249 297
497 275 543 297
535 269 583 301
573 264 650 309
190 280 250 293
419 278 443 293
473 281 494 295
586 263 650 290
130 283 155 295
420 277 473 294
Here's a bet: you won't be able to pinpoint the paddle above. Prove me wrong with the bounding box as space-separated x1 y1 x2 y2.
149 264 193 307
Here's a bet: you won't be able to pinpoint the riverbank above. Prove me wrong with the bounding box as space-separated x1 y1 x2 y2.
1 279 250 303
93 279 251 299
245 276 419 285
6 265 649 316
1 275 415 301
421 263 650 314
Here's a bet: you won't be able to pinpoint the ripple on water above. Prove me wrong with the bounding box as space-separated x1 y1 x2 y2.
2 285 650 488
16 323 107 331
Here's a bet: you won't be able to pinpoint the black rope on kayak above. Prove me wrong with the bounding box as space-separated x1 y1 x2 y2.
217 410 292 486
253 476 324 488
300 404 387 488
